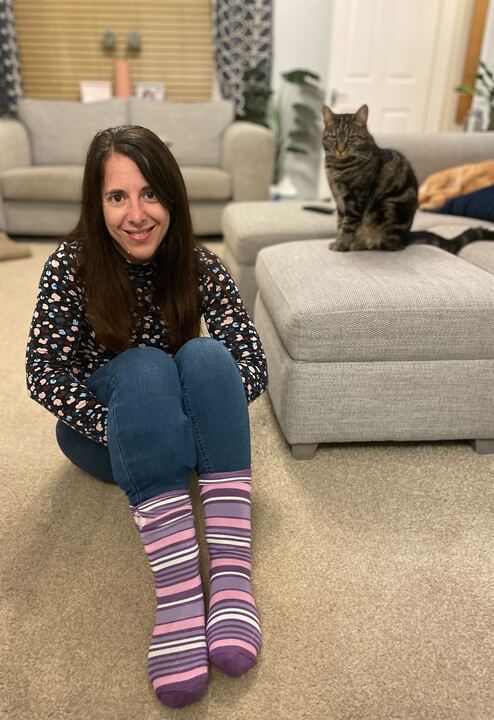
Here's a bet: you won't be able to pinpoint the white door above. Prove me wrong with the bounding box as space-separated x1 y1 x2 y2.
326 0 463 134
317 0 468 197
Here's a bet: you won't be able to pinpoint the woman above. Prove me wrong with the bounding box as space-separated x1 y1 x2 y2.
25 125 268 709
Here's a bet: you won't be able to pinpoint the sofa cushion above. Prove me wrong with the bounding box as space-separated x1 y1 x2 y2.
2 164 231 204
374 131 494 185
129 98 234 166
2 166 83 202
436 184 494 223
181 167 231 201
255 240 494 363
222 201 337 264
17 98 128 165
459 241 494 275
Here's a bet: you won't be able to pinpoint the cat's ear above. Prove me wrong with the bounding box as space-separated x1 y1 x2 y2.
322 105 334 126
354 104 369 126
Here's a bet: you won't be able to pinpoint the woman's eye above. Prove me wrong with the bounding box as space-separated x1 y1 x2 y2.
110 193 123 203
145 190 156 200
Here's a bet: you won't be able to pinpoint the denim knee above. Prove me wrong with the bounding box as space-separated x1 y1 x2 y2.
174 337 239 382
86 345 197 503
87 346 175 404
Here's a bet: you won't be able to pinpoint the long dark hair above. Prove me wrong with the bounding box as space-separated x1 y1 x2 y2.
68 125 202 354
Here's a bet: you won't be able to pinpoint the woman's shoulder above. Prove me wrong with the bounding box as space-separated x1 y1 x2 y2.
42 238 83 289
194 243 220 267
45 238 80 266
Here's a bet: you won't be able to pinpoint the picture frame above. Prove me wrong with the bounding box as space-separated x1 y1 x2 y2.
79 80 112 103
135 82 166 101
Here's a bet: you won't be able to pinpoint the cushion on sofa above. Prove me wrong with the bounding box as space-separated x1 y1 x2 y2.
17 98 128 165
129 98 234 166
255 240 494 363
2 166 83 202
180 167 231 201
459 240 494 274
436 184 494 223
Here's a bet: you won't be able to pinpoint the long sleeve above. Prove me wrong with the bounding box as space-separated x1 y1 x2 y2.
25 244 109 445
199 247 268 404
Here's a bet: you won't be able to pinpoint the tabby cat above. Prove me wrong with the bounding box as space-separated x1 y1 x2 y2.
322 104 494 253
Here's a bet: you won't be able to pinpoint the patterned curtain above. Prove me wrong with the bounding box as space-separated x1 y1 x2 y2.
0 0 22 116
212 0 272 119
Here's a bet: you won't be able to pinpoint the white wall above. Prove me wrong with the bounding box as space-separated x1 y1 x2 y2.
271 0 332 89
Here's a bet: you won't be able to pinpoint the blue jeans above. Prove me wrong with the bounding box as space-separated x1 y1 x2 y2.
56 338 251 505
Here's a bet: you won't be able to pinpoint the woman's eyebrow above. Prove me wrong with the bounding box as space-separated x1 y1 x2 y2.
104 185 152 196
103 188 126 197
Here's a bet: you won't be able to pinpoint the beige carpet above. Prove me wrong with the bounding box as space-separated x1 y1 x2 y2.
1 241 493 720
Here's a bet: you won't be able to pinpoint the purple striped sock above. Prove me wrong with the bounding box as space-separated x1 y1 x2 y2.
198 469 261 677
131 490 209 708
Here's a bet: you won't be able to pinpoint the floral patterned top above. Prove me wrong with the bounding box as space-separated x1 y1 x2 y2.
26 241 268 446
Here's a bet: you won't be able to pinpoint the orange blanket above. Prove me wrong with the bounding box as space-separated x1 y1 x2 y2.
418 160 494 210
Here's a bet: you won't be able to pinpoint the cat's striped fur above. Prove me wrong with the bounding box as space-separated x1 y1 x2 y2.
322 104 494 253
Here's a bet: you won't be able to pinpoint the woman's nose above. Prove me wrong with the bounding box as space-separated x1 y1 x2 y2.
126 197 146 223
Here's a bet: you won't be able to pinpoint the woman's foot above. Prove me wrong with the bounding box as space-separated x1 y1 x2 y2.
198 470 261 676
131 490 209 707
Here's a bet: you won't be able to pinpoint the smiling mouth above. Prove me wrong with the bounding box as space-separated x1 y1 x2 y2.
125 226 155 241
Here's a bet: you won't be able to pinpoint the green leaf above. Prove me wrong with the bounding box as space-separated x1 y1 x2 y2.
455 85 478 96
479 60 494 82
286 146 308 155
288 129 312 142
282 69 321 87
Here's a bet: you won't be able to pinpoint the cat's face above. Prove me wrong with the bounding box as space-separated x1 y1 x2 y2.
322 105 373 163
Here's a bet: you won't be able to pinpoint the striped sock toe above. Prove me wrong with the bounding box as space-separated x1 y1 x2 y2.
199 470 261 677
131 490 209 707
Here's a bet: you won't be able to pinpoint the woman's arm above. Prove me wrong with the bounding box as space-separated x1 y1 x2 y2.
198 246 268 404
25 243 109 445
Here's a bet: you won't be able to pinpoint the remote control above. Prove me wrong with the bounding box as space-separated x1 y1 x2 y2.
302 205 335 214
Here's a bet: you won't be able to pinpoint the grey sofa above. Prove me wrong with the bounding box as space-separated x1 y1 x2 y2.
0 97 275 237
223 131 494 313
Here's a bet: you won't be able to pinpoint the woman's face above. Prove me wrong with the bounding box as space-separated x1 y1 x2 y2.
102 152 170 264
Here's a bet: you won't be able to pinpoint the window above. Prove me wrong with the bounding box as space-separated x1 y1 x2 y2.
15 0 213 101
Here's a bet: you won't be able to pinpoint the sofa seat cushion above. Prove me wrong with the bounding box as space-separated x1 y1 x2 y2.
459 241 494 275
181 167 231 201
223 201 337 265
17 98 128 165
255 240 494 363
2 165 231 204
129 98 234 166
2 166 83 202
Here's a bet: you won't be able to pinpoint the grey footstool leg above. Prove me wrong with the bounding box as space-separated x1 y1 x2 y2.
470 439 494 454
291 443 318 460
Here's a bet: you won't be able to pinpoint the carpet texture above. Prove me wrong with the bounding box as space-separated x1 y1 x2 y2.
1 241 493 720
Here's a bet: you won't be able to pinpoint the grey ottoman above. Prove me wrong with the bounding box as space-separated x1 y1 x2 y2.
222 201 336 313
254 240 494 459
222 201 494 314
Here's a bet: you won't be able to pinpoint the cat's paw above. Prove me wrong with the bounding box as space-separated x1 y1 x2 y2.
329 239 349 251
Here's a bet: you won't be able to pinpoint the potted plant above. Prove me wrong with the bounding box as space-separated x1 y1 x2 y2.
455 60 494 131
241 66 325 195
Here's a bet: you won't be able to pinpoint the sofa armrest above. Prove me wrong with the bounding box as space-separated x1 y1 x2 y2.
222 121 275 201
0 119 31 230
0 118 31 172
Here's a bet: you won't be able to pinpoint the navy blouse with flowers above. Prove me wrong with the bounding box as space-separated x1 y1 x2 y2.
26 240 268 446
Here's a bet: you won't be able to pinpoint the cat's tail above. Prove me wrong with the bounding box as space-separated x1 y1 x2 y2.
408 227 494 254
